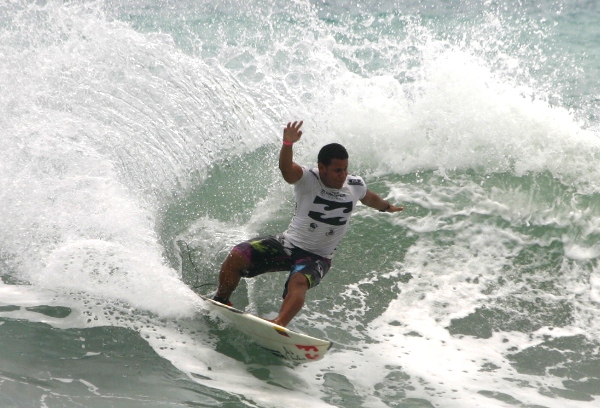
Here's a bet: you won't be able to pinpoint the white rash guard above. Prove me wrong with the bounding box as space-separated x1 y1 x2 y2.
282 166 368 258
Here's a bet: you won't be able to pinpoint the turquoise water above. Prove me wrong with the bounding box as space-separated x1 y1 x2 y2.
1 0 600 406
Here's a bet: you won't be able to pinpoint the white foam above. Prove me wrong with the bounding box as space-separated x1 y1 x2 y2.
313 43 600 197
2 1 599 407
564 242 600 261
37 239 199 317
590 274 600 304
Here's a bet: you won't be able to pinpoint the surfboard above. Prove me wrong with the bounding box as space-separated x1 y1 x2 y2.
200 295 332 362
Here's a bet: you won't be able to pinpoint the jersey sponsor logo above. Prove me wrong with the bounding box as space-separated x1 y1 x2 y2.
320 188 348 200
308 196 352 226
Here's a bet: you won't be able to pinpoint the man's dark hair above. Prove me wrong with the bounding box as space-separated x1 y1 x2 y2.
318 143 348 166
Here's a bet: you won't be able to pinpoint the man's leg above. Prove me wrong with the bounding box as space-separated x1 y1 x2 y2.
271 272 310 327
213 235 291 305
213 250 250 304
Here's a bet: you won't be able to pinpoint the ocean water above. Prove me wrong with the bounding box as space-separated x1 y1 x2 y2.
1 0 599 407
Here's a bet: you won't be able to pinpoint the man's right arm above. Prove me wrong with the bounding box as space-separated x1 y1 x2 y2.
279 121 304 184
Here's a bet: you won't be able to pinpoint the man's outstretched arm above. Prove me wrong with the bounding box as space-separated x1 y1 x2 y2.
279 121 304 184
361 190 404 213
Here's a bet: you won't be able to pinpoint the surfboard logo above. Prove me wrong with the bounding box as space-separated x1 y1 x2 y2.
296 344 320 360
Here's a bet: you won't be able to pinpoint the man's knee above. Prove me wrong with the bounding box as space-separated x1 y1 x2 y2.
223 249 250 273
288 273 310 291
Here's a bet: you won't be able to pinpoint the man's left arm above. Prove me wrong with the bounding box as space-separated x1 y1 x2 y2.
360 190 404 213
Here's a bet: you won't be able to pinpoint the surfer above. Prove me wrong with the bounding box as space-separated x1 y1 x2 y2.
213 120 403 326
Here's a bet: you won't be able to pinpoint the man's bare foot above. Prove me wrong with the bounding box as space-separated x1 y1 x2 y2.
263 317 285 327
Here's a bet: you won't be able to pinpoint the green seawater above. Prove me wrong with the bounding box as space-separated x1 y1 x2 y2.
1 0 599 407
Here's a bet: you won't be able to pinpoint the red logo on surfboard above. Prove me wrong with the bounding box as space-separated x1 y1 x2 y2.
296 344 320 359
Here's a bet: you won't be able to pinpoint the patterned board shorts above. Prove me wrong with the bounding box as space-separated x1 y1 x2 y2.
232 235 332 298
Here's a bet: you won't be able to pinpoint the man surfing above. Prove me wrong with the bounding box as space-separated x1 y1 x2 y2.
213 121 403 326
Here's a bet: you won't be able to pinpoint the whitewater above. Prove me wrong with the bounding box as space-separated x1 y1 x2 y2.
1 0 599 407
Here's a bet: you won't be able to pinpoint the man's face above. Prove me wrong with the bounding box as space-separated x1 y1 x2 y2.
318 158 348 189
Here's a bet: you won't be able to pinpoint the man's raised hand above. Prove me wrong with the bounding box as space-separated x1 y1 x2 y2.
283 120 303 144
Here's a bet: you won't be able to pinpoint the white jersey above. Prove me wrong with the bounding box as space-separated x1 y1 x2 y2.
282 166 368 258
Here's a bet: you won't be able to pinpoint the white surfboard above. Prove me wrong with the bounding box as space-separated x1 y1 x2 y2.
200 295 332 362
